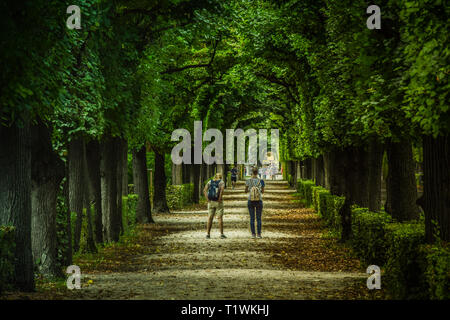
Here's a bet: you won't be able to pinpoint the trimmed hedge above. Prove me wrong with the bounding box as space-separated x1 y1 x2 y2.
423 244 450 300
351 207 392 266
297 179 344 232
296 179 315 206
384 222 427 299
326 194 345 233
295 178 450 300
166 183 194 210
312 186 328 213
0 226 15 294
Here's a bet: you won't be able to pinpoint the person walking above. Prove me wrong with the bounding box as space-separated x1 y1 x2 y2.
245 167 265 238
230 165 238 189
203 172 226 239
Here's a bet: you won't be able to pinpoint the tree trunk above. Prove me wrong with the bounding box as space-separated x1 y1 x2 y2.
314 156 325 187
31 120 64 277
385 138 420 221
290 161 296 186
85 140 103 243
208 164 213 179
352 147 370 208
153 150 170 213
122 140 129 197
0 122 35 291
82 143 97 253
368 140 383 212
62 173 72 266
418 135 450 242
116 139 125 235
323 154 330 189
217 164 225 175
201 163 207 186
304 158 312 180
100 137 120 242
311 158 317 182
205 164 211 180
172 163 182 185
82 182 97 254
132 146 153 223
68 136 85 253
325 150 345 196
193 164 200 203
290 160 294 180
334 148 351 241
183 164 191 184
327 147 366 241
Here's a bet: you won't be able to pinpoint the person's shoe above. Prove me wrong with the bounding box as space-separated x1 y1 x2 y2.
257 234 262 239
252 234 256 239
220 234 227 239
206 234 210 239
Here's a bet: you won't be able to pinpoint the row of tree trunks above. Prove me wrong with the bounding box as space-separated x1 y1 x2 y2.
323 146 375 240
1 122 142 286
0 121 35 291
419 135 450 242
132 146 153 223
298 157 325 187
321 138 419 241
30 120 65 277
170 160 229 203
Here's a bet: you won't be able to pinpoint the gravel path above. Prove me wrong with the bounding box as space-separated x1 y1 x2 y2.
68 180 366 300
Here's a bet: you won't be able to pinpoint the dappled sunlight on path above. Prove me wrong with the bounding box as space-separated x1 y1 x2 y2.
59 180 369 300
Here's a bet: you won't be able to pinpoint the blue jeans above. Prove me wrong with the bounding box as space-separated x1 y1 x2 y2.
248 200 263 235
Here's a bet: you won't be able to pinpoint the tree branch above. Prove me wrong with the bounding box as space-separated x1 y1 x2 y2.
160 38 220 75
256 72 300 104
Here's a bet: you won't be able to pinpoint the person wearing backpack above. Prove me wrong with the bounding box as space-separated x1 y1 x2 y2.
245 167 265 238
230 165 238 189
203 172 226 239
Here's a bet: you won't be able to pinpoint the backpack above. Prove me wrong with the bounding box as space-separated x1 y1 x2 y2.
208 179 221 201
249 179 261 201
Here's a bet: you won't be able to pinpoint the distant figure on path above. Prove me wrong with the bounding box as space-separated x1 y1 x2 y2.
230 165 238 189
203 172 226 239
245 167 265 239
270 164 278 180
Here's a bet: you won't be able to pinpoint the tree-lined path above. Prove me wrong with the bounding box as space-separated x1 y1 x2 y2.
1 0 448 299
48 180 368 300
